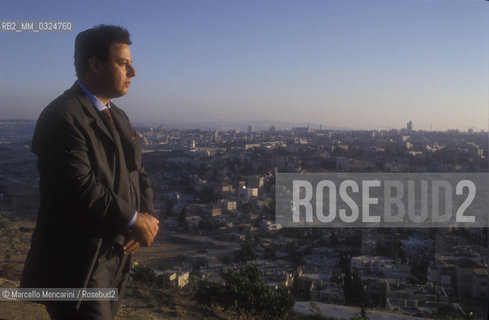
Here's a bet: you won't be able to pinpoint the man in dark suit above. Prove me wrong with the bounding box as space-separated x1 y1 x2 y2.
20 25 159 320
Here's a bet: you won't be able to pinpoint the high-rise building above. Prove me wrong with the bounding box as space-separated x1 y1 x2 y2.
407 121 413 132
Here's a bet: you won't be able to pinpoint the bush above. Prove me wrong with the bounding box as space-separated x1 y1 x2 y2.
197 267 295 320
131 265 156 285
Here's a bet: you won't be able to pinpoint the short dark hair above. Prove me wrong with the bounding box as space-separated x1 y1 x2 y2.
74 25 132 78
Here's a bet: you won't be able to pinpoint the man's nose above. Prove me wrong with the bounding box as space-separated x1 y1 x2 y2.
128 64 136 77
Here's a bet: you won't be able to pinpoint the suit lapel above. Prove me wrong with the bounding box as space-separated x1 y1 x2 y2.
68 82 138 170
110 106 133 148
110 105 138 171
68 83 115 144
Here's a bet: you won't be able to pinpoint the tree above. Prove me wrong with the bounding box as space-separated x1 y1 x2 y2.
164 199 174 218
197 216 215 233
178 206 188 231
360 305 368 319
375 240 402 261
344 232 362 255
351 267 368 307
410 259 429 284
350 306 369 320
343 261 353 304
264 245 276 259
131 265 156 286
266 286 296 320
286 242 304 265
195 279 222 307
216 267 295 320
236 231 257 262
330 232 338 246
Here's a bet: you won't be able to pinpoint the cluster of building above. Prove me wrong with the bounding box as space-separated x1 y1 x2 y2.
0 120 487 318
131 123 488 318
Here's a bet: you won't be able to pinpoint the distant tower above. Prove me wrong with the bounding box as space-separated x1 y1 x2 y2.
211 130 219 142
269 125 276 132
248 124 254 133
407 121 413 132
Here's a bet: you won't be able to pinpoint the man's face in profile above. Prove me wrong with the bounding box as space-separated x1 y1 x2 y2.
99 42 136 99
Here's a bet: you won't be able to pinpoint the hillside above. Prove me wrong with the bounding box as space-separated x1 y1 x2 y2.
0 277 228 320
0 214 228 320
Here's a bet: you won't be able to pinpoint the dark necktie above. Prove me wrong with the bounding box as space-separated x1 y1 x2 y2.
103 108 115 127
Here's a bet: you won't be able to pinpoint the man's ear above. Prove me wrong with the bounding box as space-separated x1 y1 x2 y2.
88 56 103 76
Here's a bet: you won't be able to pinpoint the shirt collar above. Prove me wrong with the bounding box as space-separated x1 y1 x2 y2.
77 80 111 111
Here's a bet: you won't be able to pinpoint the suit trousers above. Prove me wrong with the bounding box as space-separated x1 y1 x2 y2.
45 242 131 320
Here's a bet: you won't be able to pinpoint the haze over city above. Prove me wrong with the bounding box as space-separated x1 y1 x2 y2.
1 2 489 318
0 0 487 131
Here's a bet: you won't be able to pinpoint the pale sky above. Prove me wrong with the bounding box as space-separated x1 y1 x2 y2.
0 0 487 131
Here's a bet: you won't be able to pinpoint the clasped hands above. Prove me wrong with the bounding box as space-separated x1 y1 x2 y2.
123 212 159 255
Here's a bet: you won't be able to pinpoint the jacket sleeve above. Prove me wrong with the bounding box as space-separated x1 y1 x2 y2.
138 165 154 214
33 109 135 236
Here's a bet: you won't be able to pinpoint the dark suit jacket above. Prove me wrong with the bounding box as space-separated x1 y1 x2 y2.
21 82 154 289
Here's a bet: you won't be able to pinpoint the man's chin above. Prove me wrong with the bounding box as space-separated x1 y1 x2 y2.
110 90 127 99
